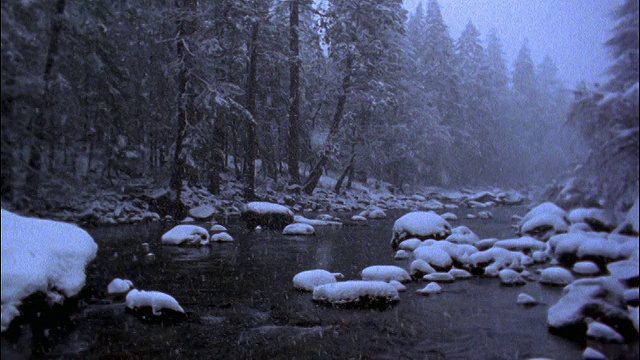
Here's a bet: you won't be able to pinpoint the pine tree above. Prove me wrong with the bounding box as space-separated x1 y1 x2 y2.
485 28 509 91
513 39 537 99
605 0 639 92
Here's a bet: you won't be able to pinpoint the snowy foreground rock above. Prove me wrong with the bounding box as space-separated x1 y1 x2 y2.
241 202 294 230
390 211 452 248
161 225 210 246
292 270 340 291
518 202 569 241
312 281 399 308
125 289 186 322
1 209 98 332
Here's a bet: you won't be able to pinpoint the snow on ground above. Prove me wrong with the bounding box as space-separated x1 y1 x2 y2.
125 289 184 315
518 202 569 240
107 278 134 295
161 225 210 246
293 270 338 291
390 211 452 247
1 209 98 332
416 282 442 295
211 232 234 242
312 281 399 306
361 265 411 283
283 223 315 236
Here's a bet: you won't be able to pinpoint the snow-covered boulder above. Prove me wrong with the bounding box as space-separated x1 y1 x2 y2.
398 238 422 251
517 293 538 306
211 232 234 242
312 281 399 308
540 267 574 286
416 282 442 295
361 265 411 283
624 288 639 306
1 210 98 332
466 247 532 276
550 232 637 266
412 242 452 270
568 208 615 232
445 226 479 245
188 204 217 220
493 237 545 254
240 202 294 230
161 225 210 246
547 276 635 340
107 278 134 296
125 289 186 322
283 223 315 236
518 202 569 241
499 269 526 286
390 211 452 248
293 270 338 291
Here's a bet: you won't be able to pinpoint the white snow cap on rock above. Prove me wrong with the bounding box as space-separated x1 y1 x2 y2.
416 282 442 295
440 212 458 221
293 270 338 291
499 269 526 286
517 293 538 306
125 289 184 315
312 281 399 305
582 347 607 360
283 223 315 236
107 278 134 295
210 224 228 233
367 209 387 219
540 267 574 286
573 261 600 275
394 250 410 260
361 265 411 283
518 202 568 239
211 232 234 242
398 238 422 251
448 268 472 279
587 321 624 342
245 202 293 216
293 215 336 226
423 272 455 283
161 225 210 246
391 211 451 247
550 232 637 263
445 226 479 245
410 259 436 275
1 210 98 332
493 237 545 253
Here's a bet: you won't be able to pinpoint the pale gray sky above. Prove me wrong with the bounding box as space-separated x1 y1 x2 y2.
403 0 622 88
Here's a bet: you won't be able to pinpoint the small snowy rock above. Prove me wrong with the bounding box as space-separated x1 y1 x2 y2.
125 289 185 318
368 209 387 219
211 232 234 242
361 265 411 283
188 205 216 220
466 214 477 219
499 269 526 286
540 267 574 286
448 268 472 279
573 261 600 275
389 280 406 292
423 272 455 283
582 347 607 360
478 211 493 219
351 215 367 222
394 250 410 260
293 270 337 291
283 223 315 236
410 259 436 276
517 293 538 306
586 321 624 342
161 225 210 246
107 279 134 296
210 224 228 233
416 282 442 295
312 281 399 306
441 212 458 221
398 238 422 251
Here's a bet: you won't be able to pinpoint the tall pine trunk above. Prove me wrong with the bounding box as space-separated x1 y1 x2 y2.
26 0 66 197
287 0 301 184
243 22 259 200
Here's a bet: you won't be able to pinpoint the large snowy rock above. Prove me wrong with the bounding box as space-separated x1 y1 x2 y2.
466 247 532 276
240 202 294 230
390 211 452 248
567 208 615 232
518 202 569 241
1 210 98 332
293 270 338 291
361 265 411 283
413 240 479 271
550 232 637 266
161 225 210 246
312 281 399 308
125 289 186 322
547 276 635 340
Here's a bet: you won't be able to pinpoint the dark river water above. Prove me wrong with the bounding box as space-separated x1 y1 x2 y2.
2 206 638 359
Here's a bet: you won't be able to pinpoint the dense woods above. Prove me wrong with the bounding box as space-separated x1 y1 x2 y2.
1 0 637 215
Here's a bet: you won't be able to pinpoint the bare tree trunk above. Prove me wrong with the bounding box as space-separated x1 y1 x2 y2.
287 0 301 184
169 0 197 218
334 154 354 194
302 58 352 195
243 22 259 200
26 0 66 197
208 113 225 195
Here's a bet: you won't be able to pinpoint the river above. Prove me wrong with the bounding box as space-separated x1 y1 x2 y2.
1 206 637 359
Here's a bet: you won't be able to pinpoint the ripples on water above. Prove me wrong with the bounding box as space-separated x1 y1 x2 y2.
1 206 637 359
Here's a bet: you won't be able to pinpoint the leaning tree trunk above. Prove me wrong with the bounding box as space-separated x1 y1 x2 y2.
302 58 353 196
287 0 301 184
334 154 354 194
26 0 66 198
169 0 197 218
243 22 260 201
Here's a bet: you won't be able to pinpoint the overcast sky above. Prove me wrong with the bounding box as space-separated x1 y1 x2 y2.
403 0 623 88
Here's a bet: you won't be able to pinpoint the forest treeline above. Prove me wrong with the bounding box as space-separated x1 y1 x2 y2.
1 0 637 214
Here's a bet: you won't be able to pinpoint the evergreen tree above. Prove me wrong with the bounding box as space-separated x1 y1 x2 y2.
485 28 509 90
605 0 639 92
513 39 537 99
